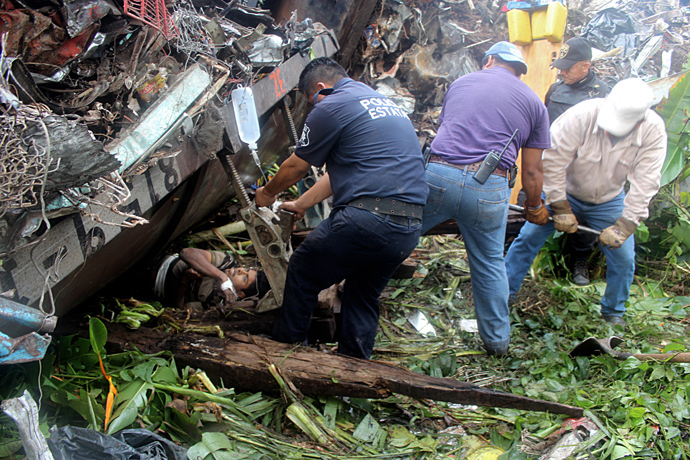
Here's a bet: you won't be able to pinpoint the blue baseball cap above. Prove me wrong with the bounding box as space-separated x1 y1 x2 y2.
485 41 528 75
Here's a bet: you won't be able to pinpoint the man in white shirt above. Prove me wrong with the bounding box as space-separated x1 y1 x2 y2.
505 78 667 328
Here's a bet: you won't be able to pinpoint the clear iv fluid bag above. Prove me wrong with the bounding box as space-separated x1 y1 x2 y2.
232 87 260 150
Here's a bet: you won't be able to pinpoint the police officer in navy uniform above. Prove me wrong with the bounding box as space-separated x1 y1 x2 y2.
545 37 609 125
255 57 428 359
545 37 610 285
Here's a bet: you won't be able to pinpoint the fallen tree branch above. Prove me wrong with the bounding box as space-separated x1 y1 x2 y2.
105 325 584 418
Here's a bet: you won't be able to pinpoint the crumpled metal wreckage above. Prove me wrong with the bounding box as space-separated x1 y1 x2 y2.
0 0 330 257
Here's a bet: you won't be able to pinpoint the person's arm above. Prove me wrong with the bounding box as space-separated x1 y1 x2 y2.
179 248 236 302
622 118 667 225
280 173 333 221
542 113 581 205
520 147 544 208
179 248 225 279
600 117 667 249
542 111 586 233
522 147 549 225
520 147 550 225
255 153 312 207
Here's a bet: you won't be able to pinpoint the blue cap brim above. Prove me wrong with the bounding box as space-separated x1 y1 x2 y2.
496 53 528 75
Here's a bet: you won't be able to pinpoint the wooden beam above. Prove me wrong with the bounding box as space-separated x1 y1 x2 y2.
511 39 561 204
105 326 584 417
337 0 379 70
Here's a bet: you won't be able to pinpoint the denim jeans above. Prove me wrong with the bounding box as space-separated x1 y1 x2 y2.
421 162 511 354
505 191 634 317
273 206 421 359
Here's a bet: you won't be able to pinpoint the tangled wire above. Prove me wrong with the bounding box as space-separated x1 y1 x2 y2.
0 105 53 219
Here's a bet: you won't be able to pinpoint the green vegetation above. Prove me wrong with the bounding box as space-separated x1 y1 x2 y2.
1 233 688 459
2 68 690 460
388 235 690 459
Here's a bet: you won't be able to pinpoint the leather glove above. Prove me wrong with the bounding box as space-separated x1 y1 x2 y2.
550 200 578 233
523 199 550 226
599 217 636 249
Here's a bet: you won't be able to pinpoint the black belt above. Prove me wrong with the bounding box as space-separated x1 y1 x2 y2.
429 156 508 178
348 197 422 226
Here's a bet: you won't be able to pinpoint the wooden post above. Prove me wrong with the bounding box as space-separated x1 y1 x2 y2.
511 40 561 204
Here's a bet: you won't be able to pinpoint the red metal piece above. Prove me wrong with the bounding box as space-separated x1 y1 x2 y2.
123 0 177 39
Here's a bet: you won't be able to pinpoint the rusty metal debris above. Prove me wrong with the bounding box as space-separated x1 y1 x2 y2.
0 0 335 259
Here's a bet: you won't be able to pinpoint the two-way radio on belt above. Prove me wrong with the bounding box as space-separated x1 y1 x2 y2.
473 128 519 184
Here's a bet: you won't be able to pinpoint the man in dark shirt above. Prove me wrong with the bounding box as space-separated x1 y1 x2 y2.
546 37 609 124
255 57 428 359
545 37 609 285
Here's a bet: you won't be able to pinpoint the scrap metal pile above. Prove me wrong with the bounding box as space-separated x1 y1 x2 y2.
0 0 327 256
348 0 690 138
2 0 688 256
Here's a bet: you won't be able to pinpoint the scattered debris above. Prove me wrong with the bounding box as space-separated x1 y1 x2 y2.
0 0 334 260
1 0 690 458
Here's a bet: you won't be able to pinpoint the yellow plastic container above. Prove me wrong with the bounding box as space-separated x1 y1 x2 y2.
543 1 567 42
507 9 532 46
531 9 547 40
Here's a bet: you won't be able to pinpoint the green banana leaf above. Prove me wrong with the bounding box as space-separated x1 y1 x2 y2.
655 70 690 186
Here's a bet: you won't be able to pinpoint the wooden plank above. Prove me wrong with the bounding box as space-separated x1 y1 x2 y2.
519 40 562 101
511 39 561 204
337 0 379 70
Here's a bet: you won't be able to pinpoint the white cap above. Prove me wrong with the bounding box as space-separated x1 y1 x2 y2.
596 78 654 137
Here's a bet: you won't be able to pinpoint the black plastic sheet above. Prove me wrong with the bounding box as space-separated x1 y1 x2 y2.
581 8 638 56
47 426 188 460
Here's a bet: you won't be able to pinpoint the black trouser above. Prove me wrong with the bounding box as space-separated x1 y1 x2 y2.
568 230 598 254
272 206 421 359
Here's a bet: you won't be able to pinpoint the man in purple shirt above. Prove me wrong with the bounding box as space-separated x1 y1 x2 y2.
422 42 551 356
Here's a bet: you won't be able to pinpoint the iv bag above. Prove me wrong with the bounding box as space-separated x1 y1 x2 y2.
231 87 260 150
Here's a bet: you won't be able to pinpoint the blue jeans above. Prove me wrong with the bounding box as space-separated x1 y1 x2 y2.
273 206 421 359
421 163 511 354
505 191 635 317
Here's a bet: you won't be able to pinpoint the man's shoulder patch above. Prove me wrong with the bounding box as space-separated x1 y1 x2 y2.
298 125 310 147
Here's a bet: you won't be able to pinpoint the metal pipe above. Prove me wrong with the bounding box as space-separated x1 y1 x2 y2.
509 204 601 236
0 298 56 333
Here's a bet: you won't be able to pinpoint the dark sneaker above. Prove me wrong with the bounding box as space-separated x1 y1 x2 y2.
572 256 590 286
484 345 509 357
603 315 627 328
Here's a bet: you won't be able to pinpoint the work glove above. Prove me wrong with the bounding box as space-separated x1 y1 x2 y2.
550 200 578 233
599 217 636 249
523 199 550 226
